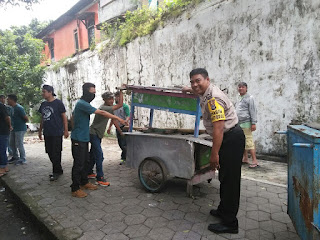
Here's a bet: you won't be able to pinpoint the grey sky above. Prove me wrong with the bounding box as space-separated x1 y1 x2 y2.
0 0 79 30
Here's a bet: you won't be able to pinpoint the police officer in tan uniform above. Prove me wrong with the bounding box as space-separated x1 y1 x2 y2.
185 68 245 234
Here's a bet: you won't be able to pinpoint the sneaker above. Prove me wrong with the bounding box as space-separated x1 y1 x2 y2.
80 182 98 190
72 189 88 198
119 159 125 165
8 158 17 164
49 174 56 181
49 174 60 181
96 178 110 187
15 160 26 166
87 173 97 179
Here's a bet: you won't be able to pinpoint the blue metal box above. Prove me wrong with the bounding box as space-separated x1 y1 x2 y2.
287 125 320 239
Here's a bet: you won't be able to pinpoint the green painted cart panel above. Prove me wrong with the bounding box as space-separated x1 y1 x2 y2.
195 144 211 169
133 93 198 112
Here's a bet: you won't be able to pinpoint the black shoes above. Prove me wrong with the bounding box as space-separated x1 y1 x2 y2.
208 223 239 234
49 174 58 181
210 209 222 218
8 158 17 164
49 172 63 181
208 209 239 234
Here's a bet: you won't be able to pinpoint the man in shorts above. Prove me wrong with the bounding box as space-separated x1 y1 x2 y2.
236 82 259 168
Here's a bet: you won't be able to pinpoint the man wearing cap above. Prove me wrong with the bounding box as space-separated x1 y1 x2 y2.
38 85 69 181
184 68 245 234
87 91 124 186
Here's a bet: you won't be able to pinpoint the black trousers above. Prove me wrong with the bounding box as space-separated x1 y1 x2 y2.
70 139 89 192
44 136 63 174
116 126 127 160
217 125 245 226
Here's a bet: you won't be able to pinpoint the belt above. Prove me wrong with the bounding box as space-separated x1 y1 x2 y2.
224 124 239 134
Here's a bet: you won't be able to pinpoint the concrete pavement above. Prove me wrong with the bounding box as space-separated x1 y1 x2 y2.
0 135 299 240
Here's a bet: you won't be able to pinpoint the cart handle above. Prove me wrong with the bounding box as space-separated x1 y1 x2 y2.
312 222 320 233
292 143 314 148
274 131 287 134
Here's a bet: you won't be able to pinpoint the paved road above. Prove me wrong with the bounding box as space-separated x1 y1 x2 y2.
0 135 298 240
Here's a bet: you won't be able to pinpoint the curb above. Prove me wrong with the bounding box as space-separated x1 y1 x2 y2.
256 154 287 163
0 177 58 240
241 176 287 188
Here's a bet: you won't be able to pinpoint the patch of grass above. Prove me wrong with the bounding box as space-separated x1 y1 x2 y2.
51 57 69 72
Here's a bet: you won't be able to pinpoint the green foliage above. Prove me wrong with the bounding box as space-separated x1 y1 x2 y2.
10 18 49 38
0 20 46 115
90 42 96 51
30 108 41 123
52 57 68 72
100 0 203 47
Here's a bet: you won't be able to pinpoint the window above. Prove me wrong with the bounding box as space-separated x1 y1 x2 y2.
74 29 79 51
48 39 54 61
87 19 95 47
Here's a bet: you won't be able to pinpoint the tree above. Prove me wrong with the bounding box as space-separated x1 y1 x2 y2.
11 18 49 37
10 18 49 55
0 28 45 115
0 0 40 9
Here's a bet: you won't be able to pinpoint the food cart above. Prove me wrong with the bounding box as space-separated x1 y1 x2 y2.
124 85 215 196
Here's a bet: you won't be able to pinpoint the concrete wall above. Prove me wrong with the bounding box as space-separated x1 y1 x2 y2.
44 0 320 156
99 0 138 23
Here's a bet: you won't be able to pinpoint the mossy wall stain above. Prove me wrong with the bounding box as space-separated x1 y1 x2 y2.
65 62 77 75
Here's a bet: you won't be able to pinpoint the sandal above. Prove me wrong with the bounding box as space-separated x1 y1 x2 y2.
249 164 260 169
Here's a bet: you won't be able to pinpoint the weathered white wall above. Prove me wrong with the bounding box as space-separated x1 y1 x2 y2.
99 0 137 23
45 0 320 156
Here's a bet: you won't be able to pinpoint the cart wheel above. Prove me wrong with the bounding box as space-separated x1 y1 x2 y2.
138 157 168 193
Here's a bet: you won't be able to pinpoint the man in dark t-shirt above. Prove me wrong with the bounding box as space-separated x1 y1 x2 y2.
38 85 69 181
0 101 12 176
0 95 13 156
